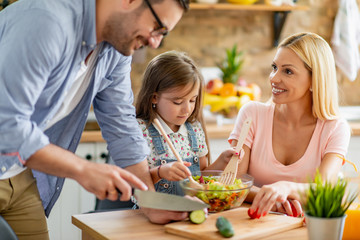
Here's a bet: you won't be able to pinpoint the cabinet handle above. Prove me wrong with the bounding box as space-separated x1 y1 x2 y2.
100 152 108 159
85 154 93 160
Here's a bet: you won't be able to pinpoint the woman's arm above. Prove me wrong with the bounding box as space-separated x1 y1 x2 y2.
317 152 343 181
249 152 343 217
202 148 239 171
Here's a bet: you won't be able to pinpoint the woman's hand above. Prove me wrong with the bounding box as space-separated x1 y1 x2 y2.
249 181 296 218
271 199 303 217
218 148 242 164
158 161 192 181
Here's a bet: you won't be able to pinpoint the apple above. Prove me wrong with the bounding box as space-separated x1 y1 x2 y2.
206 78 223 95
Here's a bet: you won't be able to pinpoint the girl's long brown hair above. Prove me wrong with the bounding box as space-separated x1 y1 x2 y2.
135 50 211 164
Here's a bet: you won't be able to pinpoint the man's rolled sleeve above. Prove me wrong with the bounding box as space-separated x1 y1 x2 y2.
93 52 150 168
108 135 150 168
18 124 50 161
0 122 50 176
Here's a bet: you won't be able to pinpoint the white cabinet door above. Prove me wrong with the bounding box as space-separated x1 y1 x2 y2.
47 142 108 240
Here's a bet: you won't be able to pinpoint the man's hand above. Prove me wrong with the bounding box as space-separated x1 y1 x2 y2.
75 161 148 201
25 144 148 202
141 208 188 224
140 195 207 224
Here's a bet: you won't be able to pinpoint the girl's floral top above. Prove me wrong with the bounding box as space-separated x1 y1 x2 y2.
137 118 208 168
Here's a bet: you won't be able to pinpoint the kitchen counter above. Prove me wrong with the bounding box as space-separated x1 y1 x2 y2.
80 121 360 143
72 207 307 240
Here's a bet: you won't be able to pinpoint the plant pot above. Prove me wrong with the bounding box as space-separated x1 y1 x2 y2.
305 213 347 240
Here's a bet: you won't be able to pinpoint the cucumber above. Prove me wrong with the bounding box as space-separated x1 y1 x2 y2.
189 210 206 224
216 216 234 238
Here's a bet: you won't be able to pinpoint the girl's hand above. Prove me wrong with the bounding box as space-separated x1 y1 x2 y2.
158 161 192 181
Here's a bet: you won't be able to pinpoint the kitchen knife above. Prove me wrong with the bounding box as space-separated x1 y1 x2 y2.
133 189 209 211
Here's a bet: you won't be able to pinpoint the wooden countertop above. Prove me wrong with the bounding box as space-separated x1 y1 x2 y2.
80 122 360 143
72 207 308 240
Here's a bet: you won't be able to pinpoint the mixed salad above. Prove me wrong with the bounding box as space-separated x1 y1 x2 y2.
190 175 249 212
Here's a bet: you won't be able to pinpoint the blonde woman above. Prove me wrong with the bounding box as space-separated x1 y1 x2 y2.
229 32 351 218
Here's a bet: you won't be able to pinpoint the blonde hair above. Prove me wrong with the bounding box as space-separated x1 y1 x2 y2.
279 32 339 120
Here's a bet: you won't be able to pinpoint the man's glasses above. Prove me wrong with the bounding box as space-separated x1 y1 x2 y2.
144 0 168 37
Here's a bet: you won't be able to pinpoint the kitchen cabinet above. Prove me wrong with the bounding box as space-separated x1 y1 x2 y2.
47 142 108 240
188 3 309 46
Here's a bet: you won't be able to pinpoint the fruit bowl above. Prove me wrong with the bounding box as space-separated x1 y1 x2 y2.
226 0 258 5
180 170 253 212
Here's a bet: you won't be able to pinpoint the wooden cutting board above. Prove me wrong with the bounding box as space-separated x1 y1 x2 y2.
165 207 304 240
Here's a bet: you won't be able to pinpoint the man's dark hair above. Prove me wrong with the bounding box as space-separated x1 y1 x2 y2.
150 0 190 12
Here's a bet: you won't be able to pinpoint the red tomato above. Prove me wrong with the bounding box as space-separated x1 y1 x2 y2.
290 202 298 217
247 208 259 219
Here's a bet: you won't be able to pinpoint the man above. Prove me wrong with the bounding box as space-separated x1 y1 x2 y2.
0 0 189 238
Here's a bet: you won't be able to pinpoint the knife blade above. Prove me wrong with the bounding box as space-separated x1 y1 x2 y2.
134 189 209 211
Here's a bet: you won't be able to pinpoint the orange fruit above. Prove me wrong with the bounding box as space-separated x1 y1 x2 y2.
219 83 237 97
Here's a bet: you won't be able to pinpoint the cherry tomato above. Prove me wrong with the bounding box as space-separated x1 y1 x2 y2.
247 208 259 219
290 202 298 217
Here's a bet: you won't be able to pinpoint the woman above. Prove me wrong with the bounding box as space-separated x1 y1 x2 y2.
229 32 351 218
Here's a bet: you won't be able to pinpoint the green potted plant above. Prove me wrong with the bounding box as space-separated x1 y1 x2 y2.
303 171 358 240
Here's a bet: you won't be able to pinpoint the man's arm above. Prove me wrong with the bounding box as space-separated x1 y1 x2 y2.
25 144 148 201
124 159 155 191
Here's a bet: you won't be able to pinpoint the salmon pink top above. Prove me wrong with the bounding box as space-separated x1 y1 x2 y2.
229 101 351 187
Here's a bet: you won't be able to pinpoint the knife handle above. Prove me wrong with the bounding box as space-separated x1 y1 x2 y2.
115 187 135 196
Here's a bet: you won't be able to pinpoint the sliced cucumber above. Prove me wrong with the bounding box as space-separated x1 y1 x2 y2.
189 210 206 224
216 216 234 238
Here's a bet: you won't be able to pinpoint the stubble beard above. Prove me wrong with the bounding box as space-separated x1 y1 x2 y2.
102 12 137 56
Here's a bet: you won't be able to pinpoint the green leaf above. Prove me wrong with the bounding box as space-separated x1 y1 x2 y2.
303 170 358 218
218 44 245 84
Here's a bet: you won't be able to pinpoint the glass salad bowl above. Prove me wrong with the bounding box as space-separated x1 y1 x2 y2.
180 170 254 212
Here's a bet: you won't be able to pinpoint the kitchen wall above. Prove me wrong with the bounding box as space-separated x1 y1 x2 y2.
131 0 360 105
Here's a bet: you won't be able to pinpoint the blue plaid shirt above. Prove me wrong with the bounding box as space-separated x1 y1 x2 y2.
0 0 149 216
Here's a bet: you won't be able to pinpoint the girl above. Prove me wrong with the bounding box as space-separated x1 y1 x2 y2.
229 32 351 218
136 50 238 196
